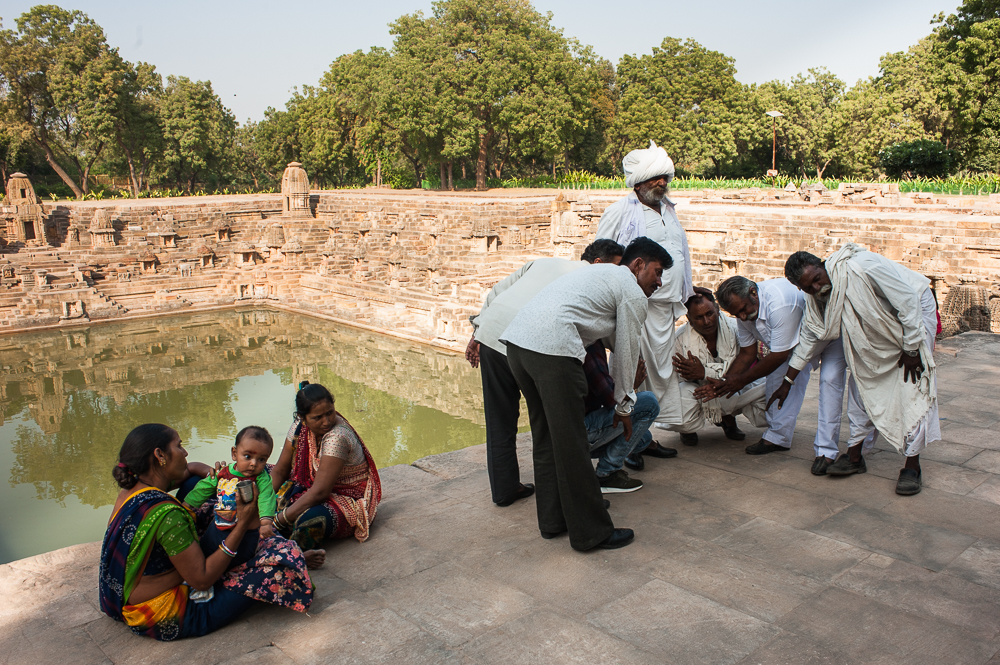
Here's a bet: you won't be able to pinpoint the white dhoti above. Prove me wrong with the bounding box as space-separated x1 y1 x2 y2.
640 299 688 426
845 288 940 457
669 378 767 434
789 244 940 456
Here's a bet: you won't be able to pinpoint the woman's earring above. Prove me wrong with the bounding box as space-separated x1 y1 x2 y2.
159 458 167 467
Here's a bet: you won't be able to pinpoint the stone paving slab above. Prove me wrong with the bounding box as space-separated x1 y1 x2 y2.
3 332 1000 664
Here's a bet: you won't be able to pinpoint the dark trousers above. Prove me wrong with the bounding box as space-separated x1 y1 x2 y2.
480 343 524 504
506 343 614 551
179 583 258 638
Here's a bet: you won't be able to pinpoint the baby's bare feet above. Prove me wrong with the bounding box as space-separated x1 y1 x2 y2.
303 549 326 569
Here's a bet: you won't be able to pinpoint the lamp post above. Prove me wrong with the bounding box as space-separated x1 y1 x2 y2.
765 110 783 177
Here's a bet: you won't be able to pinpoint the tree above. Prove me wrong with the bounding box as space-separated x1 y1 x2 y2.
252 105 303 186
948 17 1000 171
76 54 163 196
158 76 236 191
390 0 598 190
611 37 744 176
755 69 846 179
0 117 32 184
0 6 112 197
879 139 957 177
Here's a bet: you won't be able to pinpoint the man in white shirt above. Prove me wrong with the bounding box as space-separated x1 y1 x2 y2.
705 276 814 456
500 237 671 551
770 246 939 495
466 240 625 507
595 141 694 458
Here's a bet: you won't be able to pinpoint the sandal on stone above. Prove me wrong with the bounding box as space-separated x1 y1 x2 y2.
895 468 921 495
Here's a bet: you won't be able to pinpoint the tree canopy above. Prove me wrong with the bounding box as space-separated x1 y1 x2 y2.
1 0 999 196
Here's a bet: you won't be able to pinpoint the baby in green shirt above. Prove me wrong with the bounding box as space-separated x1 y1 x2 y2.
183 426 277 569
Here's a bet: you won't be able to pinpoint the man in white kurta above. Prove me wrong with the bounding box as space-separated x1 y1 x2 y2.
596 140 694 440
667 292 767 443
708 277 815 454
773 245 939 495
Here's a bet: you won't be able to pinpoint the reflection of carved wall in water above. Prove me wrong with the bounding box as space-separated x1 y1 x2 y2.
0 308 485 435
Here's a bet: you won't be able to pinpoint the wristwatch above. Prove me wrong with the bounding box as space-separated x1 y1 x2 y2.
903 349 919 357
615 401 634 417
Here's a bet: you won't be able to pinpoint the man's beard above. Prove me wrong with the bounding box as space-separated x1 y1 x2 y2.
745 308 759 321
637 182 666 205
815 284 832 302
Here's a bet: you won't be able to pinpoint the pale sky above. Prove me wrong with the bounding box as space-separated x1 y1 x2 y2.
2 0 961 124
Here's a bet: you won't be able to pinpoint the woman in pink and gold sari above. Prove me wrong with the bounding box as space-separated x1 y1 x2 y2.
269 382 382 569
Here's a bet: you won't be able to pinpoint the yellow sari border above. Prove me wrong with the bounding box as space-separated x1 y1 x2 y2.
122 585 189 630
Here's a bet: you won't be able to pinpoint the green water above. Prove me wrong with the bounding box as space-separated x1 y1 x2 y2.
0 308 487 563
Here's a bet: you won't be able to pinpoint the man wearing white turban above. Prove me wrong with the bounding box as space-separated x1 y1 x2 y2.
596 141 694 455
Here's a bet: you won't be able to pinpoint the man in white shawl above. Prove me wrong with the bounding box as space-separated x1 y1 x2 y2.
770 245 939 495
596 140 693 459
666 289 767 445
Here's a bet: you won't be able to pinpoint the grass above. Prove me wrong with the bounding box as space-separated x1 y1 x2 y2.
498 171 1000 195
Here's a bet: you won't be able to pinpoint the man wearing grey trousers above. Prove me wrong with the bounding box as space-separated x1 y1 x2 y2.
500 237 672 551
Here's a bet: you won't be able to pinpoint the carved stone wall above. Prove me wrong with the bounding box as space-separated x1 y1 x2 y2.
1 173 999 349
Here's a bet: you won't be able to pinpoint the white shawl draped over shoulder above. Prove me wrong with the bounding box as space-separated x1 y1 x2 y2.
795 243 936 452
674 314 740 424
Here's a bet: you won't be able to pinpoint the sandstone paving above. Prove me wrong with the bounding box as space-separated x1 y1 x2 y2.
3 332 1000 664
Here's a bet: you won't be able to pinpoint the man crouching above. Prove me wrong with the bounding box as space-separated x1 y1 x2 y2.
665 289 767 447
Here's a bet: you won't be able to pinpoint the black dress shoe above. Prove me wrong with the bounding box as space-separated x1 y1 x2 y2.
496 483 535 507
717 420 746 441
644 443 678 458
826 454 867 476
624 453 644 471
680 432 699 446
540 529 566 539
595 528 635 550
604 499 611 509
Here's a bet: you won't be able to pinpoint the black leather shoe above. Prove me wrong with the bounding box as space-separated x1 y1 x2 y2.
604 499 611 509
595 528 635 550
624 453 644 471
680 432 699 446
645 443 679 458
496 483 534 507
826 454 867 476
540 529 566 539
811 456 834 476
717 420 746 441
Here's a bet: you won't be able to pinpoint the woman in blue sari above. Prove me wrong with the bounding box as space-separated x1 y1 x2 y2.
99 424 312 641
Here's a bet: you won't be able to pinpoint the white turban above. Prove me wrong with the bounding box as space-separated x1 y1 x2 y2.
623 140 675 188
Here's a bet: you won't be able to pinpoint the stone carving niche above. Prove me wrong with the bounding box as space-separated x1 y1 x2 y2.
280 162 313 218
4 173 46 245
90 210 117 247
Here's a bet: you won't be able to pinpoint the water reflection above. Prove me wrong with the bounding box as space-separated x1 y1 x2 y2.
0 308 486 562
